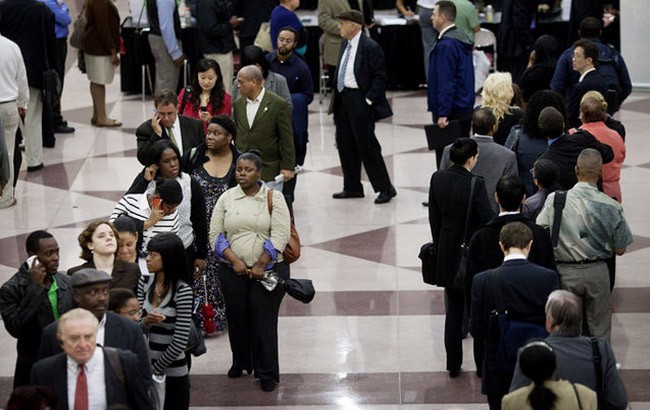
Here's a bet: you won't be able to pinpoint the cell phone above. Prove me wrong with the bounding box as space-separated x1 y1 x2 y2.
237 17 244 22
152 197 162 208
26 255 39 268
200 106 207 112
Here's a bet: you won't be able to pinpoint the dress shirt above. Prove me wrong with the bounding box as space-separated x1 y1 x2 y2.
503 253 527 262
168 116 183 153
498 211 520 217
0 35 29 108
37 0 72 38
67 348 107 410
96 314 106 346
342 30 362 89
417 0 437 8
578 67 596 83
157 0 182 59
246 86 266 128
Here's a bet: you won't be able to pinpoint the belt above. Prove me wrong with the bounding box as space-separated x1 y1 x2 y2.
557 259 604 265
341 87 360 93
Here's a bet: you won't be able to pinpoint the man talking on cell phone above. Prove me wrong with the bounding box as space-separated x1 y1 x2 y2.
135 89 204 166
0 230 75 387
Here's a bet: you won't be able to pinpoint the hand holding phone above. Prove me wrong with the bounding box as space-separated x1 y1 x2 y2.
27 255 46 284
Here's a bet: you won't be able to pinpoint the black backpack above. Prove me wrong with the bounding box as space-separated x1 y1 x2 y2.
596 44 622 114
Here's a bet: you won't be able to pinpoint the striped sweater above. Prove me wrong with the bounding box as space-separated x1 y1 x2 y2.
109 193 180 253
137 274 193 377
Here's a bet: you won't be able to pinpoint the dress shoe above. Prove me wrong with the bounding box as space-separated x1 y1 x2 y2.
332 191 364 199
54 123 75 134
422 201 429 207
27 163 44 172
448 368 461 378
374 187 397 204
260 378 277 392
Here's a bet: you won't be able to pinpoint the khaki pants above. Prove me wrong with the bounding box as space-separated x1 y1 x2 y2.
148 34 182 93
204 52 234 95
25 88 43 168
558 262 612 341
0 101 19 207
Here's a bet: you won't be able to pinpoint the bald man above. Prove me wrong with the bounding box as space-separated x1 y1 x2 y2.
536 149 632 341
233 65 295 188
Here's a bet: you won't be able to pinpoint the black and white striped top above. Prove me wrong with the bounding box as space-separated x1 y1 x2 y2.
109 193 180 253
137 274 193 377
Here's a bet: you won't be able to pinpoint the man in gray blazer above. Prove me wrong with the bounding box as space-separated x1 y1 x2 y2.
440 107 518 213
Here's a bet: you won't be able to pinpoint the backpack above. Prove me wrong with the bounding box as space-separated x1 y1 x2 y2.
596 44 622 113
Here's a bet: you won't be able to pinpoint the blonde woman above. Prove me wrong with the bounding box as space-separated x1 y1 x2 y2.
480 72 524 145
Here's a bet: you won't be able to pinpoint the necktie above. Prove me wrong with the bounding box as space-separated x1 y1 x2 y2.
337 42 352 93
74 364 88 410
167 127 178 147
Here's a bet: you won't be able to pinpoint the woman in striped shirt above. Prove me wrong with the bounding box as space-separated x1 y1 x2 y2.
138 232 193 410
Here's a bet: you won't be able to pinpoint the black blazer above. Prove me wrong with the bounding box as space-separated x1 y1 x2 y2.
0 0 57 89
30 348 154 410
329 32 393 121
38 312 151 381
428 165 495 288
567 70 609 128
67 260 141 294
538 129 614 190
135 115 205 165
470 259 560 392
467 213 557 279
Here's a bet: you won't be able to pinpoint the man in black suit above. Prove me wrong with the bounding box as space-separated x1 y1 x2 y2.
566 39 609 128
466 175 556 378
429 138 494 377
329 10 396 205
38 269 151 385
537 106 613 190
136 89 204 165
30 308 154 410
470 222 559 409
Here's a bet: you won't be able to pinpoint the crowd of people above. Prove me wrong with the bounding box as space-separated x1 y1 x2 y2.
0 0 634 408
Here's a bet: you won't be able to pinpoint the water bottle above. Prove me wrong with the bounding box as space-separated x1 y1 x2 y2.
486 5 494 23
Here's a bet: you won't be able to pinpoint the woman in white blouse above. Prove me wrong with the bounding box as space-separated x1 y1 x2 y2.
209 150 291 392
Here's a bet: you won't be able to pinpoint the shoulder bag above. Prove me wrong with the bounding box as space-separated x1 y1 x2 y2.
254 22 273 52
452 175 477 290
267 189 301 264
69 4 87 49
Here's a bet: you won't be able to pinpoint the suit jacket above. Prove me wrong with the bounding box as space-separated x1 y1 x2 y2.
135 115 205 165
470 259 560 392
318 0 360 67
567 70 609 128
329 32 393 121
538 129 614 190
0 0 56 89
233 90 295 182
67 259 141 294
467 213 557 280
30 348 154 410
428 165 495 288
441 135 518 213
38 311 152 382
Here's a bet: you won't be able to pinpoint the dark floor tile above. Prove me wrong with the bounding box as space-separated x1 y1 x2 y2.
318 156 395 180
0 233 30 269
310 226 396 265
18 159 87 190
621 370 650 401
398 290 445 315
76 190 125 202
612 287 650 313
619 98 650 114
92 148 139 158
401 371 486 404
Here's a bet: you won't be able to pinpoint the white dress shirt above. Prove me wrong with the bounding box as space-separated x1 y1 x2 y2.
0 35 29 108
579 67 596 83
96 314 107 346
438 24 456 39
168 116 184 154
67 348 107 410
503 253 527 262
342 30 362 89
246 86 266 128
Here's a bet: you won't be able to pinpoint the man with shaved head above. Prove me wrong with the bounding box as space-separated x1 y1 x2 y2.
233 65 295 189
536 148 632 341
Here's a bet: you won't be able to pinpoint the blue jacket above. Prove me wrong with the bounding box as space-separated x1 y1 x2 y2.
427 26 475 117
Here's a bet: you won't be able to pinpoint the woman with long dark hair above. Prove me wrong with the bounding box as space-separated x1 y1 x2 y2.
504 90 567 196
209 150 291 392
177 58 231 125
518 35 559 102
502 341 596 410
137 232 193 410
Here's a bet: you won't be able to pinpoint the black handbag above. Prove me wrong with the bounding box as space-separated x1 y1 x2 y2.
418 242 437 285
40 13 61 109
452 176 477 290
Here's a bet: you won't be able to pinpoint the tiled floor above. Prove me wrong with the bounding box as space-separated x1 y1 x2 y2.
2 7 650 409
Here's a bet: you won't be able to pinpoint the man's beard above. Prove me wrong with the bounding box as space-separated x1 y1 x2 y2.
278 47 293 56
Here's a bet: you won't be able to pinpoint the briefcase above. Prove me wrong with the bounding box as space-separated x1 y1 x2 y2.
424 120 463 151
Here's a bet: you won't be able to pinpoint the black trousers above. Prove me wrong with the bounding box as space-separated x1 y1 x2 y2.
13 355 36 388
53 37 67 126
334 89 392 193
431 111 472 168
444 287 465 372
220 262 288 382
164 374 190 410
